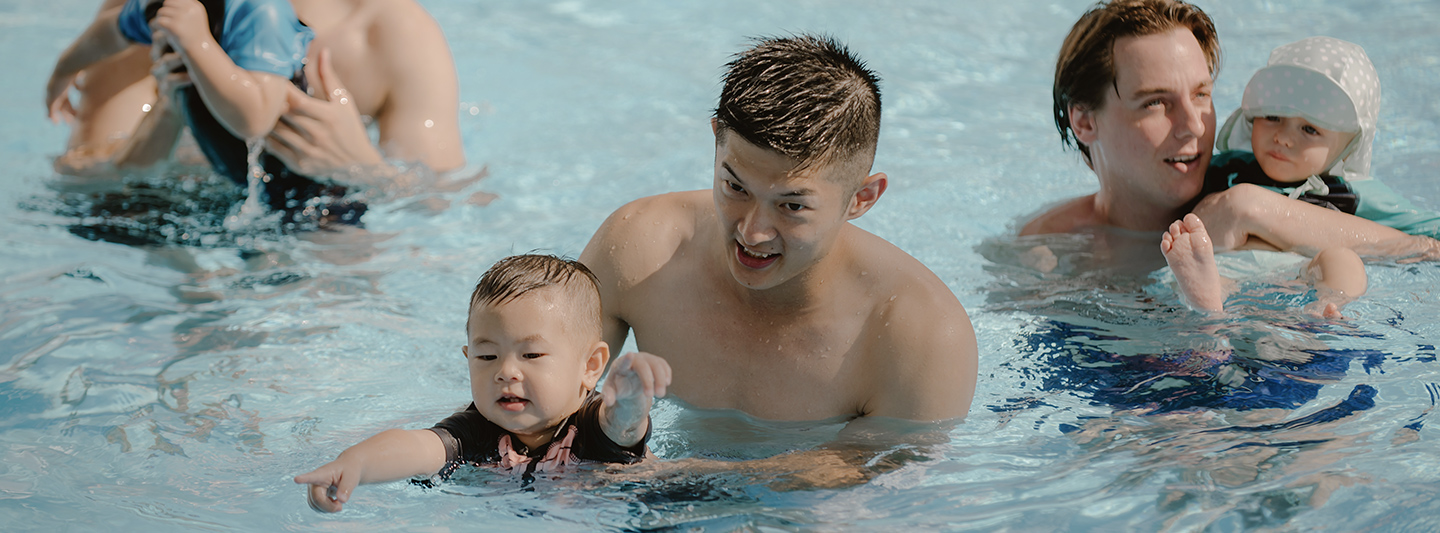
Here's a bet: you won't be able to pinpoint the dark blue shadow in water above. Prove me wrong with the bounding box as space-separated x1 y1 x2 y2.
1009 319 1386 415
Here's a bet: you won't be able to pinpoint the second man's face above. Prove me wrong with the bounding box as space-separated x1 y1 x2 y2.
1080 27 1216 211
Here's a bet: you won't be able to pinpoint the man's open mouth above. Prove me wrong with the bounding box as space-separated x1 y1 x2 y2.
736 241 780 269
1164 154 1201 172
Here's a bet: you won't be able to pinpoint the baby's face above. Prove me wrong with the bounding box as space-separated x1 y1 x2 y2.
463 288 602 443
1251 115 1357 182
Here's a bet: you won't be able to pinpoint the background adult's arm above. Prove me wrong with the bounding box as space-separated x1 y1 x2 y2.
1194 184 1440 260
264 2 464 188
46 5 130 122
368 0 464 174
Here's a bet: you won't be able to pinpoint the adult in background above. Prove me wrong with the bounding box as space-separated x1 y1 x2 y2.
1025 0 1437 261
47 0 465 196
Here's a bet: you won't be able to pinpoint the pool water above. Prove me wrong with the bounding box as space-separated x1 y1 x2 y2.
3 0 1440 530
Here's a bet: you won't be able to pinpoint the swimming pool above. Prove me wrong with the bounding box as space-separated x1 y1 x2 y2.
3 0 1439 529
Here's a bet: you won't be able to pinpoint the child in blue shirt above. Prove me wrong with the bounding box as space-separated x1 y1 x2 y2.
47 0 361 225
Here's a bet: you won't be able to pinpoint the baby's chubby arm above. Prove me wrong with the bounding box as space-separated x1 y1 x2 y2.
149 0 291 141
1193 184 1412 254
600 352 672 448
293 428 445 513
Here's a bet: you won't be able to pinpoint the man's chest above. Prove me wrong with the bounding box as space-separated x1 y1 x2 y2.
622 276 873 420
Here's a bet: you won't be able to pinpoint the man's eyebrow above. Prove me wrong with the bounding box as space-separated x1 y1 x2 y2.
721 162 741 182
1126 80 1213 100
782 189 816 197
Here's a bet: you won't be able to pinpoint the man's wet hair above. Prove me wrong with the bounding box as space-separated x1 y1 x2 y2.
468 254 602 341
714 34 882 174
1054 0 1219 164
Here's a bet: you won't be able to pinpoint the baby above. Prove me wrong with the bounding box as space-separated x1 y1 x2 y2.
1162 36 1401 317
294 254 672 512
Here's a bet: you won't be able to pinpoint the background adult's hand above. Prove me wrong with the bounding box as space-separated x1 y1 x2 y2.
45 71 79 124
265 48 386 185
149 43 193 100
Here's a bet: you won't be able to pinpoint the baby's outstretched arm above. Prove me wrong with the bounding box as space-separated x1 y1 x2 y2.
293 428 445 513
149 0 292 141
600 352 672 447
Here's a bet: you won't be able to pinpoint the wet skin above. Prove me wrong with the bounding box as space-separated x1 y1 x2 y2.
580 130 977 422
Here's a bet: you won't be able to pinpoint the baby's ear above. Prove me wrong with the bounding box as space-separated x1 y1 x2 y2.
582 341 610 389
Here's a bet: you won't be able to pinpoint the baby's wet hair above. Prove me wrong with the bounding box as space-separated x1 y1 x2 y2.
467 254 603 341
714 34 882 175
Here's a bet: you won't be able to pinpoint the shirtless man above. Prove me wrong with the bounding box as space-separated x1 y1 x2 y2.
48 0 464 186
579 35 977 423
1026 0 1438 262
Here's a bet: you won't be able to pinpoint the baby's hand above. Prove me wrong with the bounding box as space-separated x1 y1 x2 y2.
599 352 671 446
603 352 671 407
293 460 363 513
149 0 213 56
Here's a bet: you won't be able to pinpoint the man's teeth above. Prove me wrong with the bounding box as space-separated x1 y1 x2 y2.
741 247 774 259
1167 155 1198 163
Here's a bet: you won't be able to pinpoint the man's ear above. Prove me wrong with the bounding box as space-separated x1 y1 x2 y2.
711 117 719 137
845 172 888 220
583 341 610 391
1070 104 1098 145
461 345 469 359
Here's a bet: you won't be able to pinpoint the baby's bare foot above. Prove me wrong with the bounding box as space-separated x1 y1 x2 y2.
1161 214 1225 312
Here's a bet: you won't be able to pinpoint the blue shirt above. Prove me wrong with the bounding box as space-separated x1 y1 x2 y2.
117 0 312 79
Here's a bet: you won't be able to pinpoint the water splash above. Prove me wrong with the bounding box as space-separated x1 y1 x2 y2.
224 140 276 231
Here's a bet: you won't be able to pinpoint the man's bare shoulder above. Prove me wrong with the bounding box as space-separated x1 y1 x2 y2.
844 226 977 420
582 190 710 290
1019 194 1100 236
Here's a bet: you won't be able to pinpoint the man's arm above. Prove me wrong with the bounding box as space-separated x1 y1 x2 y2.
263 1 464 188
369 0 465 174
865 278 978 421
46 5 130 122
293 428 445 513
1194 184 1440 259
579 200 653 356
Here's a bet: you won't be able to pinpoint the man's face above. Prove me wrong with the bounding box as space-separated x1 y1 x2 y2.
1251 115 1356 183
712 131 863 292
1077 27 1215 211
463 288 601 441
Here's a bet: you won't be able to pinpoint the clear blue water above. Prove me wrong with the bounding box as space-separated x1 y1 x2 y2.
3 0 1440 530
